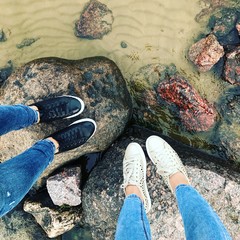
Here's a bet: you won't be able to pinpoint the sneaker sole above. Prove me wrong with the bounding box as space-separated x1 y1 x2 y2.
69 118 97 141
129 143 151 213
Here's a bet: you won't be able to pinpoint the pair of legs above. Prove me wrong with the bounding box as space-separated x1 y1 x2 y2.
115 137 232 240
0 96 96 217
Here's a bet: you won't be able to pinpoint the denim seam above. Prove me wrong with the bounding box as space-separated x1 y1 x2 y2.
141 203 151 240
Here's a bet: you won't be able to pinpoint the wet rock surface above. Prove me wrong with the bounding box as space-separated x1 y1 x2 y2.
0 56 132 188
47 167 82 206
0 209 52 240
188 34 224 72
0 60 13 87
218 87 240 163
82 127 240 240
75 0 114 39
208 8 240 46
157 75 217 132
223 46 240 85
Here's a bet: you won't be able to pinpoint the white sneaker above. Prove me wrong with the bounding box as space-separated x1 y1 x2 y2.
122 142 151 213
146 135 189 193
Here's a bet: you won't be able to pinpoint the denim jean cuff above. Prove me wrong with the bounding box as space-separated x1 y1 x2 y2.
125 194 143 203
175 184 193 194
34 139 55 159
17 104 39 125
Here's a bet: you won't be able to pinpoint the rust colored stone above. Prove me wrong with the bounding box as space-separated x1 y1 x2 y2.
157 76 217 131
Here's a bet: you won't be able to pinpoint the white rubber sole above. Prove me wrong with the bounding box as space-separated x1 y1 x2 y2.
69 118 97 140
61 95 85 119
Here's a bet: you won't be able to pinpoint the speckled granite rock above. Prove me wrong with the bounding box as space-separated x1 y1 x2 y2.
47 167 82 206
188 34 224 72
75 0 114 39
0 57 132 188
0 210 52 240
82 129 240 240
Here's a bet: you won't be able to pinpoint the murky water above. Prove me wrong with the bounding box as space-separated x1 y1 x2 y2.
0 0 238 239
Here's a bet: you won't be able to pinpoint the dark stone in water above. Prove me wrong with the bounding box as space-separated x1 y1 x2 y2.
218 87 240 163
75 0 114 40
0 29 6 42
120 41 128 48
208 8 240 46
0 60 13 86
223 46 240 85
157 75 217 132
16 37 39 49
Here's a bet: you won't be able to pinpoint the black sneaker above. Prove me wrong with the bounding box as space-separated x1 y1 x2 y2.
32 95 85 122
48 118 96 153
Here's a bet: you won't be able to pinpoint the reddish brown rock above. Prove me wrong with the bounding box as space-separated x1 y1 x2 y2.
157 76 217 132
223 46 240 85
188 34 224 72
75 0 114 39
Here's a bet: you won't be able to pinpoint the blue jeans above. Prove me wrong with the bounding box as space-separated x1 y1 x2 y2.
0 105 55 217
115 185 232 240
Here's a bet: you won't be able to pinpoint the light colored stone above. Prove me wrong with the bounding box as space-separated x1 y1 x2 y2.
24 199 81 238
188 34 224 72
47 167 81 206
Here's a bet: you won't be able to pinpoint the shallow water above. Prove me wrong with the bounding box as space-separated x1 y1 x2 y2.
0 0 232 101
0 0 238 239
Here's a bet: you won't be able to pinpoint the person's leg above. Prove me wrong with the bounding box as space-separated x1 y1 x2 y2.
146 135 232 240
175 184 232 240
115 194 151 240
0 139 55 217
115 143 152 240
0 105 38 136
0 117 97 217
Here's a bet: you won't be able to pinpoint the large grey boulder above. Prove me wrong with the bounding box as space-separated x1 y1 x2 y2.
0 209 53 240
0 57 132 187
82 127 240 240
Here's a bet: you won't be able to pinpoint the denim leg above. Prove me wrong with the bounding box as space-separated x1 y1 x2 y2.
0 104 38 136
0 140 55 217
176 184 232 240
115 194 151 240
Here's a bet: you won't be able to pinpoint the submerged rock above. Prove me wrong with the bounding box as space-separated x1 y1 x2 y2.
188 34 224 72
157 75 217 132
47 167 82 206
218 88 240 163
0 29 6 42
82 131 240 240
223 46 240 85
0 57 132 187
16 37 40 49
75 0 114 39
0 60 13 86
208 8 240 46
